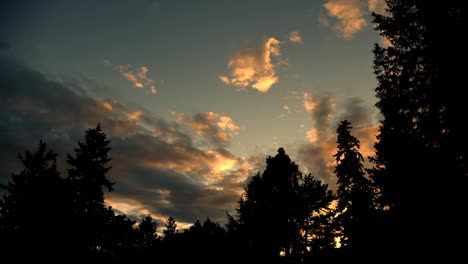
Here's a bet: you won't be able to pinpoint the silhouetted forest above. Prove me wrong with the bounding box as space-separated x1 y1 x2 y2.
0 1 465 262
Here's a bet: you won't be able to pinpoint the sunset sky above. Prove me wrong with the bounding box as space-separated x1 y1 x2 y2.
1 0 385 229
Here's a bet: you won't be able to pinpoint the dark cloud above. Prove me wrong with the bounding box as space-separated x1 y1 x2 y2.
296 93 378 191
339 97 372 127
0 58 252 227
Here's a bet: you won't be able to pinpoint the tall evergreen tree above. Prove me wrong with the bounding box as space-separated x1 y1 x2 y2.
163 216 177 239
67 123 114 208
0 141 70 260
300 173 336 259
333 120 374 256
233 148 335 262
138 214 159 250
66 123 116 257
370 0 466 258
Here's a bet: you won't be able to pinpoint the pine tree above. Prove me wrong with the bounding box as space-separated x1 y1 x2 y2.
66 123 116 257
67 123 114 208
163 216 177 239
234 148 335 262
333 120 374 256
370 0 466 259
138 214 158 249
0 141 70 260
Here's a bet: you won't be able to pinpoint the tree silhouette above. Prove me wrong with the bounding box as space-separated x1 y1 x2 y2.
138 214 159 250
163 216 177 239
233 148 335 263
0 141 71 260
300 173 336 259
65 123 120 258
0 125 140 260
67 123 114 207
333 120 375 257
370 0 466 259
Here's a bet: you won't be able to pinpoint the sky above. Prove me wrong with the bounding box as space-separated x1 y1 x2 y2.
0 0 386 229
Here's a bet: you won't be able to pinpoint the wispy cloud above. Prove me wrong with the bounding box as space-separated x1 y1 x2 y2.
115 64 157 94
288 90 378 190
320 0 387 40
289 31 303 44
175 111 239 148
219 36 283 93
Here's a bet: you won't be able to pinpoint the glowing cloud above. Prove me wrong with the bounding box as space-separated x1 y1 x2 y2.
115 64 158 94
321 0 388 40
176 111 239 147
220 36 282 93
127 111 143 121
307 127 318 143
102 101 113 111
303 92 317 112
289 31 303 44
368 0 387 14
321 0 367 39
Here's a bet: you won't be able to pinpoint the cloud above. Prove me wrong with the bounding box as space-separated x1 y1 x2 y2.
320 0 387 40
289 31 303 44
321 0 368 39
297 91 337 186
115 64 157 94
303 91 336 139
337 97 379 158
0 58 256 228
294 91 377 191
367 0 387 15
220 36 282 93
175 112 239 148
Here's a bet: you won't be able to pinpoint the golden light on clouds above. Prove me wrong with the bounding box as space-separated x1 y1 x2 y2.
220 36 282 93
176 111 239 145
303 92 316 112
102 101 113 111
127 111 143 121
322 0 367 39
321 0 387 39
116 64 157 94
307 127 319 143
217 115 240 132
367 0 387 14
141 148 243 185
207 150 238 173
354 124 379 158
289 31 303 44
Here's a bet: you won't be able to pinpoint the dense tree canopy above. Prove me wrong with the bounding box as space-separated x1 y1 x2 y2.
231 148 335 263
370 0 466 259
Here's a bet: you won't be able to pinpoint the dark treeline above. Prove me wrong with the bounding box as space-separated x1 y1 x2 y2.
1 1 465 262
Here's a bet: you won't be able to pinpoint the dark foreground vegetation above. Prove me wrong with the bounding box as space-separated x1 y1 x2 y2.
1 1 465 262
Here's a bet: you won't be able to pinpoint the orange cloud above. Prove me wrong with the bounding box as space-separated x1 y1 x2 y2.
289 31 303 44
307 127 319 143
321 0 388 40
101 101 113 111
303 92 317 112
367 0 387 14
116 64 158 94
141 149 245 185
220 36 282 93
127 111 143 121
353 124 378 158
321 0 367 39
176 112 239 147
